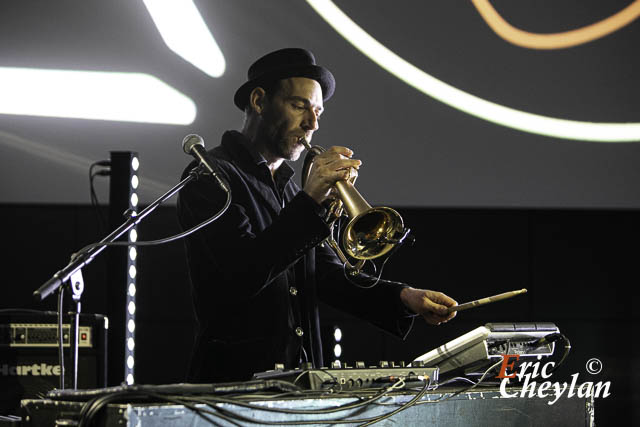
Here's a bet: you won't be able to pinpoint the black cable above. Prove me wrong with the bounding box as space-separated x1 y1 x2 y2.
357 378 431 427
75 380 416 426
70 187 231 258
88 161 110 233
555 334 571 368
417 358 505 405
219 378 430 426
436 376 476 387
183 382 400 416
181 382 411 425
343 250 389 289
125 392 245 427
341 227 411 290
537 333 571 377
292 368 340 391
78 391 148 427
89 175 105 233
72 377 464 427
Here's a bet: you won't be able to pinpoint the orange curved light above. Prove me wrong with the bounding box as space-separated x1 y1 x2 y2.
305 0 640 142
471 0 640 49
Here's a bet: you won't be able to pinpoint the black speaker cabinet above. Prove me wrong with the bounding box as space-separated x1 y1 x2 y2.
0 310 107 415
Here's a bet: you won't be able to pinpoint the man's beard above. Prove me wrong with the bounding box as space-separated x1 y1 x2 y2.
275 136 305 161
263 126 305 162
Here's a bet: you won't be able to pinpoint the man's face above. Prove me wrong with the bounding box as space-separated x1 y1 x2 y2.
258 77 324 162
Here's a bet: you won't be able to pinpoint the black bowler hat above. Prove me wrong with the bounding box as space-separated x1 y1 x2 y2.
233 48 335 111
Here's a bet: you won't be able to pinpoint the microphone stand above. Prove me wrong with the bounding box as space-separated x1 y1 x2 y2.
33 165 207 389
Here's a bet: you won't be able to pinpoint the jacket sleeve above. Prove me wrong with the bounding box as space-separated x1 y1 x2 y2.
314 242 415 339
177 162 331 299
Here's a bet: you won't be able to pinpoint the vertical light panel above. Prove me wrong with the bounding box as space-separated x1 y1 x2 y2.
125 154 139 385
107 151 138 386
333 326 342 362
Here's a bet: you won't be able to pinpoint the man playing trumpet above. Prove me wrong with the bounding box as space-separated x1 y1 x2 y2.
177 48 458 383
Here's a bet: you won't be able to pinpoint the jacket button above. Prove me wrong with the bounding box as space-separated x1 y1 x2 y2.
295 327 304 337
289 287 298 296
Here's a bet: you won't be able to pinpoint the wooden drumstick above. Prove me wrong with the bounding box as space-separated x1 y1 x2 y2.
447 288 528 313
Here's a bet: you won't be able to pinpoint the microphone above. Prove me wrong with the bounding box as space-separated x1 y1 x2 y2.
182 134 229 192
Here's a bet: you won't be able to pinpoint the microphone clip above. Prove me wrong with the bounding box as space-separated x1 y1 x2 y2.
189 163 210 179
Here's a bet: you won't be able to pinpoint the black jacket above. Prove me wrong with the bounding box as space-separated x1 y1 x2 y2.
177 130 413 382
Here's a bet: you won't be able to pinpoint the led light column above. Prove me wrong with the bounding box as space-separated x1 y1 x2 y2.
107 151 139 386
333 326 343 362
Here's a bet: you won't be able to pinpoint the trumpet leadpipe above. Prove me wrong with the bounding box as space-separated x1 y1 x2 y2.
299 137 313 151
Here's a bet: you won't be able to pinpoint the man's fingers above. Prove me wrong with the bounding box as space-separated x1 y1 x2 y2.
422 295 450 316
336 159 362 170
326 146 354 157
422 313 447 326
421 292 457 325
324 156 361 168
438 294 458 307
319 159 361 184
426 290 457 308
423 311 456 325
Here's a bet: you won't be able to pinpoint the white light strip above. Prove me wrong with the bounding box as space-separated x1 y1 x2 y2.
0 67 196 124
143 0 225 78
306 0 640 142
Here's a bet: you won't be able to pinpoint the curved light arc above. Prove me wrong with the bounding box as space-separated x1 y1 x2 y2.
305 0 640 142
472 0 640 50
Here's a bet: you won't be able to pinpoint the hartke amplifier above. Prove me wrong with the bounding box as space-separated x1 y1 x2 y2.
0 310 107 415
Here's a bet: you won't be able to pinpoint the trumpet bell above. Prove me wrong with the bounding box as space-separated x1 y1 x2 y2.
342 207 405 260
301 143 408 271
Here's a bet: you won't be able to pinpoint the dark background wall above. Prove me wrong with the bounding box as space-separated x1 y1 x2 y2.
1 203 637 424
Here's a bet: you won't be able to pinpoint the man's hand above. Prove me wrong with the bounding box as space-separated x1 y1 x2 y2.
400 287 458 325
303 146 361 204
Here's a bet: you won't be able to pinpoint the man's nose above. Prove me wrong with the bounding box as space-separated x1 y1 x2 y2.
302 110 319 132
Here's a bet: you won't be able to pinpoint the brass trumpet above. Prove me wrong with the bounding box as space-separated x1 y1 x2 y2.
300 139 409 274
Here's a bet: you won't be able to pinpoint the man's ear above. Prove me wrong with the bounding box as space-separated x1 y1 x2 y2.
248 87 267 114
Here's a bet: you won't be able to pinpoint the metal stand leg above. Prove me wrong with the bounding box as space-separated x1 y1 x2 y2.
69 268 85 390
